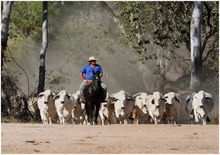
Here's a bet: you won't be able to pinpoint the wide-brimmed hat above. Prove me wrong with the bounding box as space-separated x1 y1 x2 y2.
88 56 97 62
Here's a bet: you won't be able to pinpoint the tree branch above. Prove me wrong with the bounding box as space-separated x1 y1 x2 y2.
202 27 217 55
202 39 218 62
201 2 216 54
204 2 212 28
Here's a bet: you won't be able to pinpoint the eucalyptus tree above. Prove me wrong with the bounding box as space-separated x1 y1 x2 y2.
37 1 48 94
1 1 13 67
190 1 203 92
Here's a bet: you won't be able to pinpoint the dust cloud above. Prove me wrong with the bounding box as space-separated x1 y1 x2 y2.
6 2 218 123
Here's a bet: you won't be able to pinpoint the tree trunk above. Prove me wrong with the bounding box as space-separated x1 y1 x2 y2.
1 1 13 67
190 1 203 93
37 1 48 94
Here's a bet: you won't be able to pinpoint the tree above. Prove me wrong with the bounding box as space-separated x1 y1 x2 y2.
102 2 218 91
1 1 13 67
37 1 48 94
190 1 203 93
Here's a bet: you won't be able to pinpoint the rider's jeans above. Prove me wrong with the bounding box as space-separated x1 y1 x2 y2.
79 81 107 102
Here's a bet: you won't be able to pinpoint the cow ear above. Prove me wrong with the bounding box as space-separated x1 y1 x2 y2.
175 94 181 103
51 92 56 97
66 93 71 99
185 95 191 103
126 95 135 101
205 97 212 102
54 95 60 100
114 98 119 101
128 97 135 102
205 95 212 102
151 99 155 104
37 93 44 98
109 96 118 102
161 98 167 102
163 94 168 99
204 92 212 99
174 96 180 103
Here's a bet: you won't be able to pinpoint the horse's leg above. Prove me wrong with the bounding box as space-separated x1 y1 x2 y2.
85 103 90 125
87 103 93 125
95 104 100 125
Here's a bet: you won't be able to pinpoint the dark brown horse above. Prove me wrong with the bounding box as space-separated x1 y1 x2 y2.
83 72 105 125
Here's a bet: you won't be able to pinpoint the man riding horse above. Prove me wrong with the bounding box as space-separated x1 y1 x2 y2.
79 56 107 103
79 56 107 124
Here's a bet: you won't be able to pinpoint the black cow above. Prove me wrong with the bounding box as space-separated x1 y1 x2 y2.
83 72 106 125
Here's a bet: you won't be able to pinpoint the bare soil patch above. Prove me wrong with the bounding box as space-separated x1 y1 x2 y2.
1 123 219 154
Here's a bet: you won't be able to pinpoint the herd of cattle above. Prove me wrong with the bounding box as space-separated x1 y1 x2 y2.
33 89 214 125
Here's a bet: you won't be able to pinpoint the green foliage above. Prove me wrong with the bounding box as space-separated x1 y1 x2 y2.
115 1 219 73
115 2 192 53
9 1 62 41
9 1 42 40
7 36 37 60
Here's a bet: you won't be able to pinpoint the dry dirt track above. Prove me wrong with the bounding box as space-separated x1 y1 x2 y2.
1 123 219 154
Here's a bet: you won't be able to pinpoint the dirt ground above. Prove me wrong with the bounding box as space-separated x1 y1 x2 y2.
1 123 219 154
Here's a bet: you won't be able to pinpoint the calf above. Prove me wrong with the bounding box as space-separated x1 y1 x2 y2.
54 90 76 124
185 90 214 125
146 91 166 124
37 90 56 124
72 90 87 125
163 92 181 124
124 96 135 124
132 92 149 124
105 96 118 124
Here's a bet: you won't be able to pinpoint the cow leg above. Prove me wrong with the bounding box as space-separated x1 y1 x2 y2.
108 112 112 125
132 110 138 124
202 114 207 125
124 119 128 125
189 113 194 124
81 103 85 111
84 113 88 125
194 109 199 123
189 117 193 124
71 110 75 124
154 116 158 124
40 111 48 124
174 115 178 124
81 108 87 125
167 118 172 124
115 112 120 124
99 111 105 125
56 110 62 124
80 116 85 125
202 118 206 125
48 117 52 124
59 113 65 124
119 115 124 124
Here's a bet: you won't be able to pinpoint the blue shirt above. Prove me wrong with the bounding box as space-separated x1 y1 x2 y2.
80 64 103 80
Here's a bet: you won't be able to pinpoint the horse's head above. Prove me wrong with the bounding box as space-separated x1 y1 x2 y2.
92 71 101 90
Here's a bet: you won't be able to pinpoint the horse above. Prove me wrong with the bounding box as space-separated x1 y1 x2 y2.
83 72 106 125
